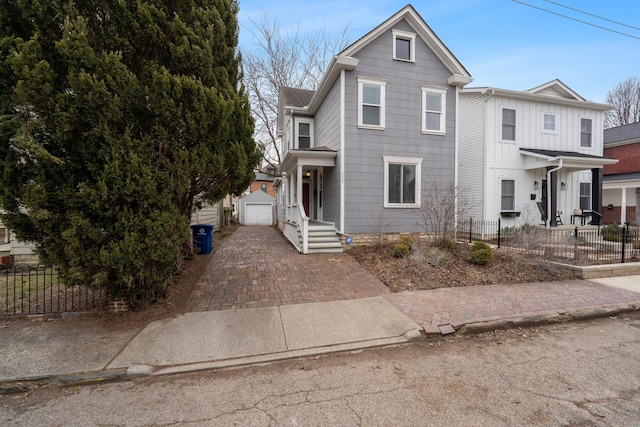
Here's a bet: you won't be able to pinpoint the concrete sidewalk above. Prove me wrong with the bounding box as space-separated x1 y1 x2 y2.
1 276 639 387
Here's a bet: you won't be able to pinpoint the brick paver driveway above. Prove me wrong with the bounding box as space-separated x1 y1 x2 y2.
187 226 389 311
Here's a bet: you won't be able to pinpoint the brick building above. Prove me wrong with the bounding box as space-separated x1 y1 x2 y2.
602 122 640 225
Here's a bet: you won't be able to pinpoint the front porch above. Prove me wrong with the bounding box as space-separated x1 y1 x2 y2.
280 147 342 254
520 149 618 227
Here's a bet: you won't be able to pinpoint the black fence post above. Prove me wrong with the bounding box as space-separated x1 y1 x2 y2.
469 217 472 243
498 218 501 248
621 224 627 264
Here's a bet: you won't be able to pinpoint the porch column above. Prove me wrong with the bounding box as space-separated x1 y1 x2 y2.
550 169 558 227
620 187 627 224
296 165 303 207
591 168 603 225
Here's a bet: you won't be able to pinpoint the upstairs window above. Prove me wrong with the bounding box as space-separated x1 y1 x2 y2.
261 183 267 192
358 77 386 129
502 108 516 141
392 29 416 62
501 179 515 210
421 86 447 134
295 118 314 149
580 118 592 147
543 113 556 133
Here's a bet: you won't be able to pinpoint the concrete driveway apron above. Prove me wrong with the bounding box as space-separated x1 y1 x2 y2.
187 226 390 312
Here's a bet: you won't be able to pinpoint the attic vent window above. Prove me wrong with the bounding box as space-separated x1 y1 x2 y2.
392 29 416 62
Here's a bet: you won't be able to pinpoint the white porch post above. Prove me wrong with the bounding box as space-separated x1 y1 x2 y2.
296 165 303 207
621 187 627 224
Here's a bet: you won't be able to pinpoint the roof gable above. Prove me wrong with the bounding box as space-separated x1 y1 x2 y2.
339 4 470 80
527 79 585 102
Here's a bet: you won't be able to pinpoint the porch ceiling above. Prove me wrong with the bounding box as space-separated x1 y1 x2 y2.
520 148 618 171
281 146 337 174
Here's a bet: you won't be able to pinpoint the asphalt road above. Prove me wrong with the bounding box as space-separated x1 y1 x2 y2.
2 313 640 426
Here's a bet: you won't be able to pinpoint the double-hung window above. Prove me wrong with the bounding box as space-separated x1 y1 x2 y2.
580 183 591 210
295 118 314 149
580 118 592 147
543 113 556 133
421 86 447 134
392 29 416 62
501 179 516 211
358 77 386 129
502 108 516 141
384 156 422 208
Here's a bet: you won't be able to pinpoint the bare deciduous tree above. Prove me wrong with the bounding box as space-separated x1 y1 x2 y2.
604 77 640 129
415 181 474 244
242 13 350 171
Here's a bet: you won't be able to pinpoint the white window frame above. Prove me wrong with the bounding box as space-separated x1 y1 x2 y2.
358 76 386 130
392 29 416 62
500 178 516 211
542 112 557 134
293 117 314 149
580 118 593 148
421 86 447 135
501 107 517 142
579 182 591 210
383 156 422 208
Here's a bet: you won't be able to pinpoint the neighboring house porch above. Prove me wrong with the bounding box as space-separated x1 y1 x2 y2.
602 122 640 225
519 149 617 226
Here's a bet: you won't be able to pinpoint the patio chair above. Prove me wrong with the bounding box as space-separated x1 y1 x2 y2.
536 201 546 223
571 209 588 225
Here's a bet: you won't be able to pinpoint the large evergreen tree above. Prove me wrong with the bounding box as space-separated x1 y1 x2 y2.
0 0 259 304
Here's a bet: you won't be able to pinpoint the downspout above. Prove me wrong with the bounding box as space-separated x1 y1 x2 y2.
546 159 562 229
454 85 460 229
481 89 494 224
339 69 346 234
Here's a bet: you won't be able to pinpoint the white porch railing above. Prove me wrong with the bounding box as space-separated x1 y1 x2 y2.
284 203 309 254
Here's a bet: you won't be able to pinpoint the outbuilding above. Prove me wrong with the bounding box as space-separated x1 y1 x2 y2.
239 190 276 225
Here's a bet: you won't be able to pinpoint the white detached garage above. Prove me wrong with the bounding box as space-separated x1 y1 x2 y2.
239 190 276 225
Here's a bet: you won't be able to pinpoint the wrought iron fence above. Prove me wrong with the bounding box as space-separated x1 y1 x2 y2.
457 219 640 265
1 264 105 318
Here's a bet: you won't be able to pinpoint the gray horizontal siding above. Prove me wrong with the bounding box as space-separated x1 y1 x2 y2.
342 20 457 234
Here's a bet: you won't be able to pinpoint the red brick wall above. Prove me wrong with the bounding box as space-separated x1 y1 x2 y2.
601 206 637 225
250 181 277 198
604 141 640 175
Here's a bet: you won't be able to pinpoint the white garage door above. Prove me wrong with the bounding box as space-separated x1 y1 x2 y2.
245 203 272 225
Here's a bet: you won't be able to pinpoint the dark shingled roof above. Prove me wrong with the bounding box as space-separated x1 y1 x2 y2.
279 86 315 108
520 148 613 160
603 172 640 182
604 121 640 145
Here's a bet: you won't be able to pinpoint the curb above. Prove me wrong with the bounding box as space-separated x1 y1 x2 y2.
455 302 640 335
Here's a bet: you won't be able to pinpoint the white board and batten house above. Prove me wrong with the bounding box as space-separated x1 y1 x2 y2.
459 80 617 228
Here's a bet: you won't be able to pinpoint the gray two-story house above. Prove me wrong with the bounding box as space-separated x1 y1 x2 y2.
276 4 471 253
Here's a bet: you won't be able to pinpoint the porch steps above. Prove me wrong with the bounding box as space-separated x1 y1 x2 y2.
299 223 343 254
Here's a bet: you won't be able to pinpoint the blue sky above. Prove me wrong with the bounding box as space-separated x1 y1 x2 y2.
237 0 639 103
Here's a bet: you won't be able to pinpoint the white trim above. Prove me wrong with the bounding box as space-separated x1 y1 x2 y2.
580 117 593 149
357 76 386 130
500 177 517 212
294 117 314 149
542 112 557 134
421 85 447 135
383 156 422 208
340 69 346 234
500 106 517 143
392 29 416 62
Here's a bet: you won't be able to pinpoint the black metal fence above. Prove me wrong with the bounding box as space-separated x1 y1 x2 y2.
457 218 640 265
1 264 105 318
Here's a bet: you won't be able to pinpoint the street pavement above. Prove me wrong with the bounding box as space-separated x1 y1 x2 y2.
1 226 639 387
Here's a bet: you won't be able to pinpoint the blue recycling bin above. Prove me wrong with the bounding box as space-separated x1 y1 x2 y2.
191 224 214 254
